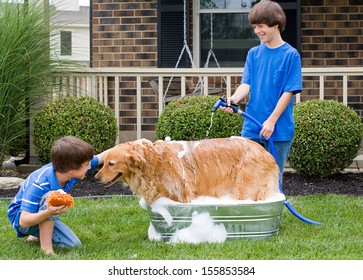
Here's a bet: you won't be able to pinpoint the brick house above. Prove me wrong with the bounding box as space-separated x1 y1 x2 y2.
90 0 362 141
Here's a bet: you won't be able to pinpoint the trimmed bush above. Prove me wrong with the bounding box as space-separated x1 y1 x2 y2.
155 96 244 140
289 100 363 178
33 96 118 163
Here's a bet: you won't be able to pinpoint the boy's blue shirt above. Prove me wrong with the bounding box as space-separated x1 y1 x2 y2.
241 42 302 141
7 155 99 237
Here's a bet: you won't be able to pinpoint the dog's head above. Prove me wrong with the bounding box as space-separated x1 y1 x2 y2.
95 139 150 185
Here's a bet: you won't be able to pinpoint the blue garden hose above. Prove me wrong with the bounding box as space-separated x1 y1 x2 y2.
213 97 321 225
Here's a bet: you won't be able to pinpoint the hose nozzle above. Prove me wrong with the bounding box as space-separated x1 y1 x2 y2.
211 96 239 113
211 98 223 112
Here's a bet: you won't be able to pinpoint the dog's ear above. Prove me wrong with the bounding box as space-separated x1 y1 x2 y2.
125 146 146 168
125 153 141 168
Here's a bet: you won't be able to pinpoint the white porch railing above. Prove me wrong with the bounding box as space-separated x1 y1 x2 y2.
55 67 363 142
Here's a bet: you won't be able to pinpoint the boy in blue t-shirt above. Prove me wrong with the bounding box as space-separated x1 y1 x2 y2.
221 0 302 183
7 136 109 255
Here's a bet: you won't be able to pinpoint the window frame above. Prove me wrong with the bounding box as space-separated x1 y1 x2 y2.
60 30 72 56
193 1 254 67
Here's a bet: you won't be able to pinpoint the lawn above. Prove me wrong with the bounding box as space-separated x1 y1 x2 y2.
0 194 362 260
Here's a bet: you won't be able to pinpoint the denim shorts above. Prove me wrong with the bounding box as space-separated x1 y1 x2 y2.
17 191 81 248
249 138 292 184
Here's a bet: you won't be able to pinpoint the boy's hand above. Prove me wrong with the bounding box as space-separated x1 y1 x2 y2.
260 119 276 140
47 205 69 215
220 97 236 114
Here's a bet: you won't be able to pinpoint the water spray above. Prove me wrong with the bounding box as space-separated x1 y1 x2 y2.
212 96 321 225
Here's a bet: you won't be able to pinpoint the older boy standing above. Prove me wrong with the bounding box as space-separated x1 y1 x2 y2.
221 0 302 183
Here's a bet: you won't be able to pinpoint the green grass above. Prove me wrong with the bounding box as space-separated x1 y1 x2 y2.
0 195 362 260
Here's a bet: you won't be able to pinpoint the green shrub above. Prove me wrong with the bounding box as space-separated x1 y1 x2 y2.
289 100 363 178
155 96 244 140
33 96 118 163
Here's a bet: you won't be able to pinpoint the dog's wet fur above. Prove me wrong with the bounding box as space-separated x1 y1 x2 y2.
95 137 280 205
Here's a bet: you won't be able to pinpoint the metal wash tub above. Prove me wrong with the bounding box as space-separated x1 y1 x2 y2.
147 197 285 241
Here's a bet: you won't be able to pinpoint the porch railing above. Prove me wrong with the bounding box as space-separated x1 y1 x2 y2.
55 67 363 142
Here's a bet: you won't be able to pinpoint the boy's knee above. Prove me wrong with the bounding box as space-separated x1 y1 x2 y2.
68 237 82 248
39 191 51 210
73 238 82 247
53 236 82 248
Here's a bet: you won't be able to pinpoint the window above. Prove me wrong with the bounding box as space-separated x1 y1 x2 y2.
193 0 300 67
157 0 190 68
60 31 72 56
158 0 300 68
195 0 260 67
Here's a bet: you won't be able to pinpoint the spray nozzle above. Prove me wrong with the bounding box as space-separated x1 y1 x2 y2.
211 96 239 113
211 98 223 113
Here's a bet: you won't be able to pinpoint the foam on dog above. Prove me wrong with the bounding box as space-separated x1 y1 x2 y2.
96 137 280 205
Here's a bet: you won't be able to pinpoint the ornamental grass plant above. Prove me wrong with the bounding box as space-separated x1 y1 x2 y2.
0 0 74 161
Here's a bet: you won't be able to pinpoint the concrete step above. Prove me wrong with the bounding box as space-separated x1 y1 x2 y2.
284 154 363 172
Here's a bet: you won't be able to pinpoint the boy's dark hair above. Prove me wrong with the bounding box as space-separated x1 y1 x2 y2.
51 136 95 173
249 0 286 33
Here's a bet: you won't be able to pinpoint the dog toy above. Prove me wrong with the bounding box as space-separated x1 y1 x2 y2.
46 190 74 208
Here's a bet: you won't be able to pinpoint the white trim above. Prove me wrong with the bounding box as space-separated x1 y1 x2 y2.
136 76 142 140
193 0 200 67
199 9 250 13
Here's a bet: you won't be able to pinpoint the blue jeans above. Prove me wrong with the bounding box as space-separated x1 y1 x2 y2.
249 139 292 185
17 192 81 248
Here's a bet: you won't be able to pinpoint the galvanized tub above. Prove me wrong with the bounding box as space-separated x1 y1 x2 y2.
146 194 285 242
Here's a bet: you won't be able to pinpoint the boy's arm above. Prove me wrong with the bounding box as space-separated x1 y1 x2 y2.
260 91 293 140
87 148 113 174
96 148 113 165
230 83 251 104
220 83 250 114
19 205 68 228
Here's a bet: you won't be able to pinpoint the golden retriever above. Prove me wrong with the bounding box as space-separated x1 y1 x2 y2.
95 137 280 205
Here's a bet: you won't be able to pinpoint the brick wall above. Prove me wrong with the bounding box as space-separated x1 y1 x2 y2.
91 0 363 142
92 0 157 68
301 0 362 67
300 0 363 116
92 0 159 141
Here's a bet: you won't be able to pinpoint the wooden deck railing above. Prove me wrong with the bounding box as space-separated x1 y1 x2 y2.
53 67 363 142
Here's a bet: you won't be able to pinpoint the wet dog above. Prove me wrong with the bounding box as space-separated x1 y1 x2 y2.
95 137 280 205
